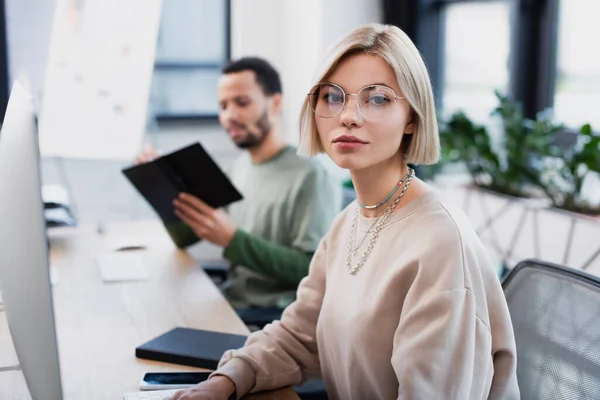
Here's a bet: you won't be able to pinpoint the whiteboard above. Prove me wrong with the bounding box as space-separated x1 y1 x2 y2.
38 0 162 160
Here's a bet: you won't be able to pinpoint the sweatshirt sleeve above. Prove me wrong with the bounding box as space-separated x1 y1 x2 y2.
392 288 497 399
211 238 328 398
388 205 520 399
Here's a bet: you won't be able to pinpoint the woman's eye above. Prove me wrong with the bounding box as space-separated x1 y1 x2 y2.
324 93 343 103
368 95 389 105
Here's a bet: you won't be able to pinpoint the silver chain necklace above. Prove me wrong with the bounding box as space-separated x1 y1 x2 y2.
346 168 415 275
350 170 413 255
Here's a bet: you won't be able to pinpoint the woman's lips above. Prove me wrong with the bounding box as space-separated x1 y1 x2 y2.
332 135 368 150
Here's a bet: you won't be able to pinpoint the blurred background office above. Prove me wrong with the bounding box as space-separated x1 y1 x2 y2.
0 0 598 274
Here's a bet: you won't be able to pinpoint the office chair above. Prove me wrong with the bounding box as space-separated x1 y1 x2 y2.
234 306 284 330
502 259 600 399
202 263 229 284
294 380 327 400
200 262 284 329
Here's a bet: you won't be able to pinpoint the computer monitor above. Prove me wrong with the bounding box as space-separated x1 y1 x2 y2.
0 82 63 400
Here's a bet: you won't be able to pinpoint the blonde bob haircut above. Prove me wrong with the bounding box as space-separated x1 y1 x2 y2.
299 23 440 165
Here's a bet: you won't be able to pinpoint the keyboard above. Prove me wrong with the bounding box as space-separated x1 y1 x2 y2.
123 389 180 400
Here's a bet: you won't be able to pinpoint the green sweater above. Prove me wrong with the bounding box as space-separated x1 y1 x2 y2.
165 221 312 285
224 148 342 308
224 229 313 286
168 147 342 309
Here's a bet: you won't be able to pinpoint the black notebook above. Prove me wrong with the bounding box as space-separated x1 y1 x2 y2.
135 327 248 369
122 143 243 246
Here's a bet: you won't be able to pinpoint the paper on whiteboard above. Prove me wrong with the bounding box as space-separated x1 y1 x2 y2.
38 0 162 160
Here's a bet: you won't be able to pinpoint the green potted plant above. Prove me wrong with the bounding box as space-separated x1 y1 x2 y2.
491 92 562 198
432 95 550 197
430 93 598 217
437 111 501 188
540 123 600 215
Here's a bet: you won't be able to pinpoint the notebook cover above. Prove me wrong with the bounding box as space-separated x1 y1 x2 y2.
163 220 201 249
135 327 248 369
163 143 243 209
123 160 181 222
122 142 243 223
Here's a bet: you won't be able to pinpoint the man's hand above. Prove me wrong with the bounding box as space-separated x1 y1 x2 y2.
174 193 236 247
169 375 236 400
134 144 160 165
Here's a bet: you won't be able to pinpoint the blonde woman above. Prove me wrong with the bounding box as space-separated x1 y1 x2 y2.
171 24 520 400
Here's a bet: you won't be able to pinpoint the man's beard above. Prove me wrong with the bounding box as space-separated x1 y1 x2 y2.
233 111 271 149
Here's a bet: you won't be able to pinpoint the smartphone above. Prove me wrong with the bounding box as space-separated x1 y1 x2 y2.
139 371 211 390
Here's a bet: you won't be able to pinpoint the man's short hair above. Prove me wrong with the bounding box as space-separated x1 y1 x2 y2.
222 57 282 96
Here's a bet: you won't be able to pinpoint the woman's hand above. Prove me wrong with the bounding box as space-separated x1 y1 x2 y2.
168 375 236 400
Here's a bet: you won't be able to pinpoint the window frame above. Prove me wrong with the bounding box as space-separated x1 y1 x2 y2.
383 0 560 119
152 0 231 121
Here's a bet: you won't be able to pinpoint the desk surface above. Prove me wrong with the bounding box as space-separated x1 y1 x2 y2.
0 220 297 400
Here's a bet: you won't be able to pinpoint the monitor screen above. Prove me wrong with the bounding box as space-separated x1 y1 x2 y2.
0 82 63 400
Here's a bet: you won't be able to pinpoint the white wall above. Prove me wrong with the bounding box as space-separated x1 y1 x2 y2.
4 0 57 109
230 0 285 72
230 0 382 144
280 0 323 145
322 0 382 53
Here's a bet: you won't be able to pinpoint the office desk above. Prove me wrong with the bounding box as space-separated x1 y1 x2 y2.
0 220 298 400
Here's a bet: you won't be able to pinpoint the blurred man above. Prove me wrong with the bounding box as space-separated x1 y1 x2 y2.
139 57 341 315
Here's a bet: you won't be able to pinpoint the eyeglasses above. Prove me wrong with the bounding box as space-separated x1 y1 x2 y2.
308 82 405 121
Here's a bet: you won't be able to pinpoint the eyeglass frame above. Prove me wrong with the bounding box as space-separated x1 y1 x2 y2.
307 82 406 121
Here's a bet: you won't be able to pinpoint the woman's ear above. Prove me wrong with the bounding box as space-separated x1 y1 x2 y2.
270 93 283 115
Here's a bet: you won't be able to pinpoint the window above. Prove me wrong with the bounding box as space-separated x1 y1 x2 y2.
442 1 511 123
149 0 229 118
553 0 600 129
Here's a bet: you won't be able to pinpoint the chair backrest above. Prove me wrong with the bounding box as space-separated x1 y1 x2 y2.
502 259 600 400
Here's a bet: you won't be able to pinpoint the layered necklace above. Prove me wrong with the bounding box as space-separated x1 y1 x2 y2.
347 168 415 275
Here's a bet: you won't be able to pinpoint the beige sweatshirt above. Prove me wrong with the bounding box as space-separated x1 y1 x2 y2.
214 191 521 400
